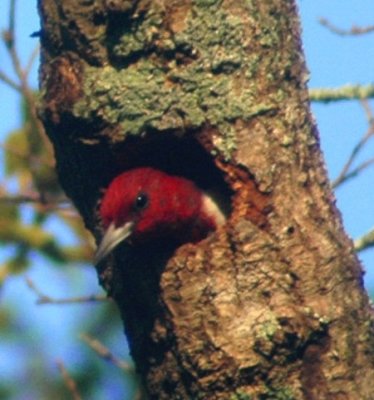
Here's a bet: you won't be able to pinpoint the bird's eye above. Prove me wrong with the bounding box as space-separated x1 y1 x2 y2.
134 193 149 211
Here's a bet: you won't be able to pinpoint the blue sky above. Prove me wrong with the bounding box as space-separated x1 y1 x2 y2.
299 0 374 292
0 1 373 398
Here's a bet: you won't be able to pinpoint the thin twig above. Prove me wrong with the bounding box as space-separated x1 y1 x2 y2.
56 360 83 400
319 17 374 36
309 84 374 103
3 0 51 176
6 0 16 47
0 69 20 91
355 228 374 253
26 277 109 305
332 126 374 188
360 98 374 125
0 191 52 204
24 44 40 80
332 100 374 188
0 182 70 211
80 333 134 373
332 158 374 189
0 192 71 210
7 0 24 81
80 334 145 399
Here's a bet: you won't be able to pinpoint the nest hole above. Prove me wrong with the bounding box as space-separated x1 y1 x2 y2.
110 133 233 219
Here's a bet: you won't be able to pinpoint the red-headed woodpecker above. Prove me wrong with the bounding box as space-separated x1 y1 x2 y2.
94 167 226 265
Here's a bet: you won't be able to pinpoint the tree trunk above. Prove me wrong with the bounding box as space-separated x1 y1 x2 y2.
37 0 374 398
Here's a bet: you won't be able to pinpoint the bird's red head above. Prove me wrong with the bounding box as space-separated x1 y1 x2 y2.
94 167 225 265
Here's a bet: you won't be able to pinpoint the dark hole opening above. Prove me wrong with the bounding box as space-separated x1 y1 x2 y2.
111 133 233 219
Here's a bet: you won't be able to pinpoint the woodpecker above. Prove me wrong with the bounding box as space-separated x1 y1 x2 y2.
94 167 226 265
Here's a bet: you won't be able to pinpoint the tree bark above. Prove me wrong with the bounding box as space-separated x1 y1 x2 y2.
38 0 374 398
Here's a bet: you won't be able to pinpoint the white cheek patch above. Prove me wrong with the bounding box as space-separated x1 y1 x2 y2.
201 192 226 227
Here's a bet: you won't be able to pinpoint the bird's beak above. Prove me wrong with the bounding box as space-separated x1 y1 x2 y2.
94 222 134 266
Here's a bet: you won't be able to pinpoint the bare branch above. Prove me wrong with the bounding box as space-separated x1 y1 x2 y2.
26 277 109 305
56 360 83 400
24 44 40 80
319 17 374 36
80 334 146 399
309 84 374 103
80 333 134 373
355 228 374 253
0 69 20 91
6 0 23 81
360 98 374 125
332 129 374 188
2 0 51 182
0 191 68 206
332 100 374 188
333 157 374 189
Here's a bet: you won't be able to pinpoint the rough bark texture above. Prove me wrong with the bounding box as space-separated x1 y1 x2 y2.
38 0 374 399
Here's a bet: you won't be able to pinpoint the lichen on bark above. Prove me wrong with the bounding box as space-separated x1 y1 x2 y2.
71 1 277 160
38 0 374 398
